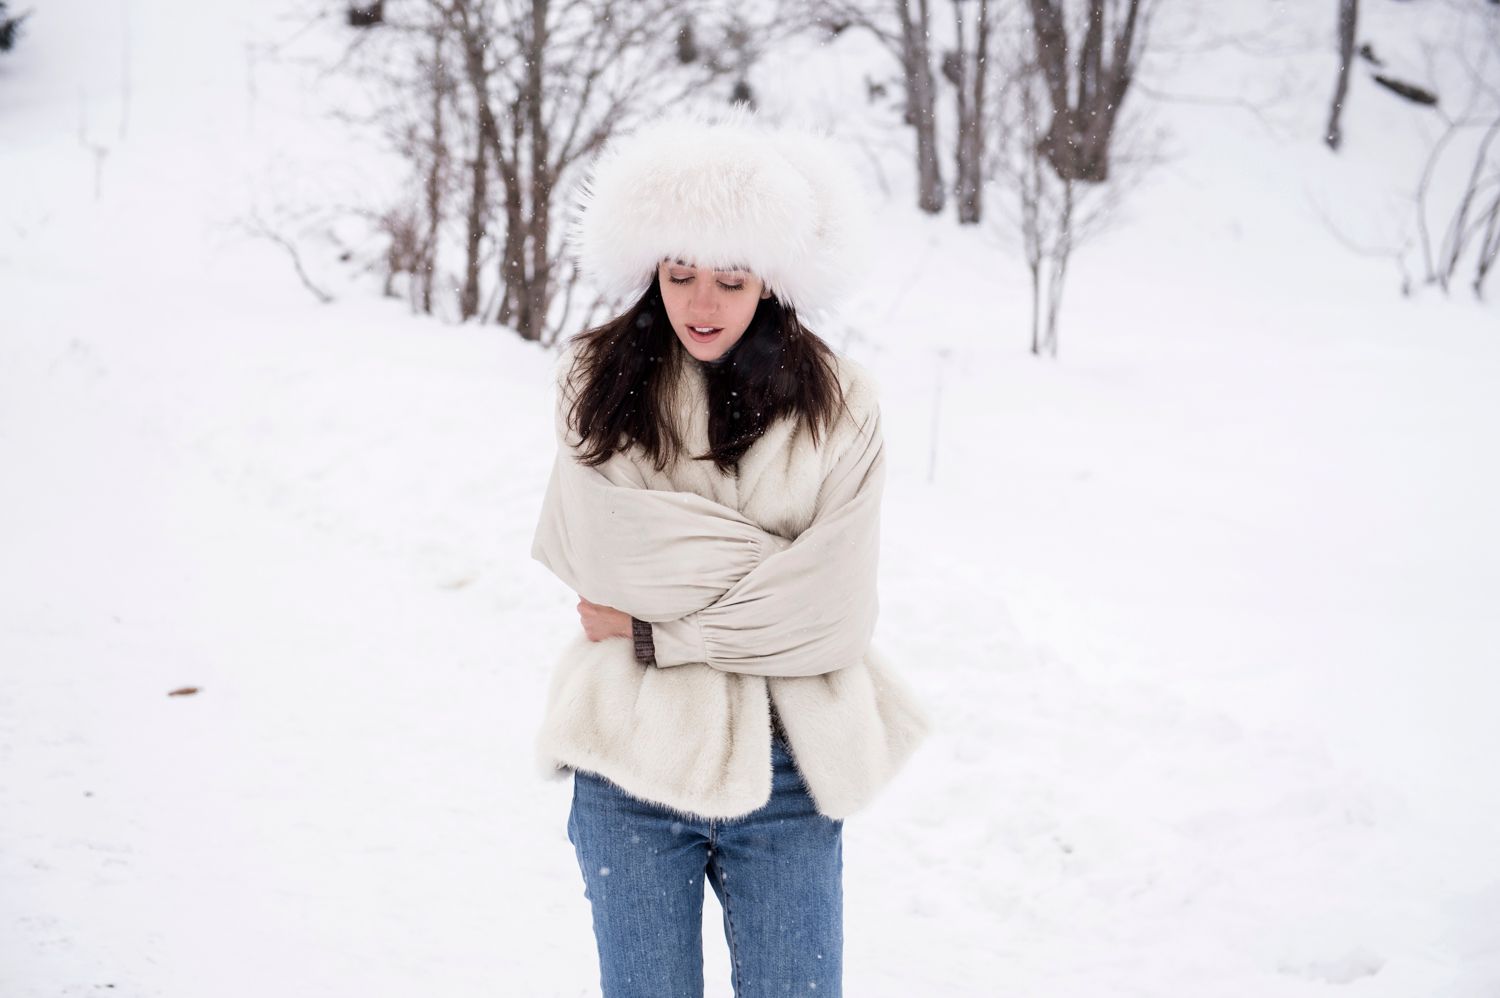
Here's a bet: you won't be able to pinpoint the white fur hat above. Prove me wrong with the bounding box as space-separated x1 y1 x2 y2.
565 103 874 319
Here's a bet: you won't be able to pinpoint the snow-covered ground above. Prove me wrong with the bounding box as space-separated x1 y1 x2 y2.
3 1 1498 996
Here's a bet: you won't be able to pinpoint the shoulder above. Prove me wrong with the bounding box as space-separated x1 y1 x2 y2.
553 338 588 404
548 339 591 445
827 351 881 437
554 338 583 383
799 351 881 478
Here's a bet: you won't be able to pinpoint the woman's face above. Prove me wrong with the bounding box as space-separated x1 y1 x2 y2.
658 258 772 364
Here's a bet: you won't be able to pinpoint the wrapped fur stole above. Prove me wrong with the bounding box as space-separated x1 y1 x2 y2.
530 342 932 820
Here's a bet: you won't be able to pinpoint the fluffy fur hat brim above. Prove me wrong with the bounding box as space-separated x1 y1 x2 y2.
565 103 874 320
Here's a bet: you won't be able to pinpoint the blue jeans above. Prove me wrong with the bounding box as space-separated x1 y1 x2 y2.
566 732 844 997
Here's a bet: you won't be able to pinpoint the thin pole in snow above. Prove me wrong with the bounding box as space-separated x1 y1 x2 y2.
928 347 948 485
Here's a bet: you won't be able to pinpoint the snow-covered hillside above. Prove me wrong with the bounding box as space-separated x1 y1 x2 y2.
3 1 1498 996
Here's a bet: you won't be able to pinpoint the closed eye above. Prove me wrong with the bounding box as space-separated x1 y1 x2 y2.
668 276 745 291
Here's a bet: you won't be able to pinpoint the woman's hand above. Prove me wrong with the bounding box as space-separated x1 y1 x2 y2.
576 596 634 643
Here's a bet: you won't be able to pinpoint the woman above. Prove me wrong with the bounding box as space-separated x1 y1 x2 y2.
530 105 932 998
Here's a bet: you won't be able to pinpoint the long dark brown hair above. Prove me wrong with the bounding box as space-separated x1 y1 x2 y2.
563 271 851 476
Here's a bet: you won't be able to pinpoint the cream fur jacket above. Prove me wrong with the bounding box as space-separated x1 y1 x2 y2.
530 341 933 820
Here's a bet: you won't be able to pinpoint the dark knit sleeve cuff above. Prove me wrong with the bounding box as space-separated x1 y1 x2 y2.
631 616 657 666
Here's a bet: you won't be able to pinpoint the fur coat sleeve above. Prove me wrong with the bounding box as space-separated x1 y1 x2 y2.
646 398 884 678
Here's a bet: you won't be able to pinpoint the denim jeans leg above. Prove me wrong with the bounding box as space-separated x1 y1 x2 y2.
569 768 713 998
706 734 844 998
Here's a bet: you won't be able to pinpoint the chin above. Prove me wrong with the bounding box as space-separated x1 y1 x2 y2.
680 336 730 363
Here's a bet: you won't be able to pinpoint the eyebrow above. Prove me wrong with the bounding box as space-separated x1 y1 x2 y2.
669 257 750 274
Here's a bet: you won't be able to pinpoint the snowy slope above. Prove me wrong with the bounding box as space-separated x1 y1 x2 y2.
3 1 1499 996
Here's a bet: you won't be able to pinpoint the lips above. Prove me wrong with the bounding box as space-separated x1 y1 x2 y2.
688 325 722 341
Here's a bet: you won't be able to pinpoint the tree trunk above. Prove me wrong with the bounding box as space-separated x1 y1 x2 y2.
1325 0 1358 151
453 1 509 325
422 30 446 316
521 0 552 342
898 0 945 214
1042 179 1075 357
496 169 524 327
460 114 487 321
953 0 989 224
1026 0 1142 184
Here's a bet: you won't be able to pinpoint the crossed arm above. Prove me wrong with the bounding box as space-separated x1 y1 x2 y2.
530 371 885 679
637 414 884 677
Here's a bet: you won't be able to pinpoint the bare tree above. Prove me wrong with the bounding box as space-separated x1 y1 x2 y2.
948 0 991 223
378 203 424 302
1417 116 1500 298
993 63 1119 355
351 20 454 316
1406 0 1500 299
1325 0 1359 150
900 0 947 213
1013 65 1073 356
456 43 487 322
240 204 336 305
1025 0 1157 183
420 26 452 315
297 0 798 341
987 3 1158 357
441 0 689 340
808 0 946 214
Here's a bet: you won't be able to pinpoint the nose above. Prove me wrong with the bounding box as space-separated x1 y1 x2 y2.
689 280 719 314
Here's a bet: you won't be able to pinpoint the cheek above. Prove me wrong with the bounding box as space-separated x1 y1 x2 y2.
734 295 762 327
658 288 684 321
665 285 700 314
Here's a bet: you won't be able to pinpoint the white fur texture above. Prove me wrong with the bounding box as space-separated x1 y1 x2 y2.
534 350 933 820
565 103 875 321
